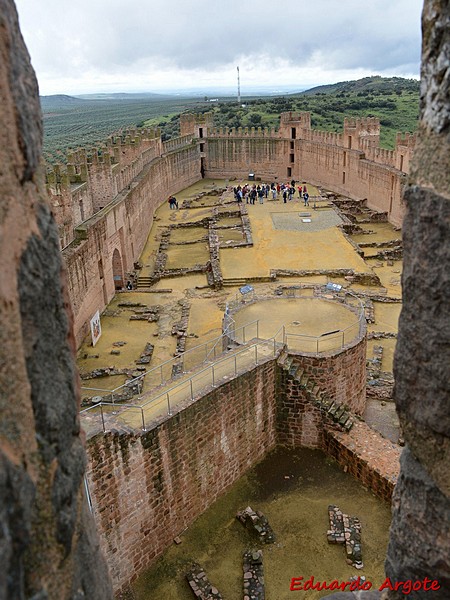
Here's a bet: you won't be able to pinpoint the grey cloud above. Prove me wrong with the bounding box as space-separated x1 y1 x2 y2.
16 0 423 84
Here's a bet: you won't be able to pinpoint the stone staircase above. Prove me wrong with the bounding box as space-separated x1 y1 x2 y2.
279 353 354 432
136 275 153 288
222 275 276 287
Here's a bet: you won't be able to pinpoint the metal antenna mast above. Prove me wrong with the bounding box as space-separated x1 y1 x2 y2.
237 66 241 105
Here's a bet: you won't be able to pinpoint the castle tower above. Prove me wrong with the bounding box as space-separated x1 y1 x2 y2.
343 117 380 150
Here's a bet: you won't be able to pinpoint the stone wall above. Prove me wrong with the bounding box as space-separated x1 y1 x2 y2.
201 114 412 228
323 422 400 503
277 374 325 448
384 1 450 597
86 344 397 593
57 112 414 346
86 360 279 591
64 141 201 346
0 1 113 597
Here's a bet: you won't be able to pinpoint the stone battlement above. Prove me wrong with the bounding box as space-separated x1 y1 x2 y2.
53 110 416 342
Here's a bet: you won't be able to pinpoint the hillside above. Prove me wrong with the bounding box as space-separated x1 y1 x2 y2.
164 76 419 149
300 76 419 96
40 94 87 109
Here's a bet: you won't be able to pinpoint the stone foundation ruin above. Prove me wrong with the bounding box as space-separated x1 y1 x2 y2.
1 0 449 598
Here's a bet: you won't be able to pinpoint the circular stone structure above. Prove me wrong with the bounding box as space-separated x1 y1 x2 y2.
230 296 363 353
226 291 368 414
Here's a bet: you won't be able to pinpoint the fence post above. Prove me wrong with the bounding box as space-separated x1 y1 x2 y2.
234 355 237 375
212 365 215 388
256 320 259 340
255 344 258 365
141 408 146 431
316 338 319 353
160 364 164 384
190 379 194 400
342 331 345 347
100 405 106 433
243 326 246 344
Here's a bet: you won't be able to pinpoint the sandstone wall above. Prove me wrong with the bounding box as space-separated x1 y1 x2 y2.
385 1 450 597
277 377 325 448
204 132 408 227
85 345 399 593
323 422 400 503
86 360 279 591
0 1 113 597
64 141 201 346
55 113 413 345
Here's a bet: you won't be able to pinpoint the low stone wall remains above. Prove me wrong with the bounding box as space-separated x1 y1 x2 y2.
323 420 401 502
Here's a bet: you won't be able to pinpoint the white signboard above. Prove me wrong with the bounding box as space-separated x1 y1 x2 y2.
90 310 102 346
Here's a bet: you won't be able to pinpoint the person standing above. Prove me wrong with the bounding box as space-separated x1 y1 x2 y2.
303 192 309 207
283 189 287 203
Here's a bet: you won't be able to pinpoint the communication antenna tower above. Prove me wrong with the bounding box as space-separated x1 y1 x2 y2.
237 66 241 105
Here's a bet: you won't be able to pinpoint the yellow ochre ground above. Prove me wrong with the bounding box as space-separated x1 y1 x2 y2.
78 178 402 432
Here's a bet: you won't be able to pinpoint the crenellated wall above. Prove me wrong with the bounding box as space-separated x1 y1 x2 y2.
201 113 413 227
54 111 414 346
63 136 200 346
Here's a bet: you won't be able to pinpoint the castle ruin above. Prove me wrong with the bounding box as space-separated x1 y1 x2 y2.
0 0 449 598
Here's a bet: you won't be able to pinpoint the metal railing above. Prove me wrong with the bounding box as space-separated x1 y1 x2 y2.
283 318 364 353
79 285 366 434
80 319 262 404
226 285 366 354
80 332 286 433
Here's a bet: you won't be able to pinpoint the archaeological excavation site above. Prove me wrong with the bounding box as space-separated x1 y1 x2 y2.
1 1 449 599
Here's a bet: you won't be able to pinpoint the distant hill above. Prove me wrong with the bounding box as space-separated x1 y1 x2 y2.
300 76 420 96
40 94 86 104
75 92 179 100
40 94 88 111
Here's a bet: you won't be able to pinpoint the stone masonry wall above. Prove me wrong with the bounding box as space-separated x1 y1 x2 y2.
293 336 367 415
65 142 201 346
86 341 398 594
277 376 325 448
86 360 279 591
61 113 412 346
276 336 366 448
0 1 113 597
384 1 450 597
202 117 411 228
323 422 401 503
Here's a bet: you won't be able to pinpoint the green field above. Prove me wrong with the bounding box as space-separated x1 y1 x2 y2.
41 94 205 164
41 77 419 164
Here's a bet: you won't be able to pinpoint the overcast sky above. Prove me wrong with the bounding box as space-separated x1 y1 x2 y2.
15 0 424 95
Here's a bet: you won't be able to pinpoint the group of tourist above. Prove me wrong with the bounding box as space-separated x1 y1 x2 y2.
233 181 310 206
